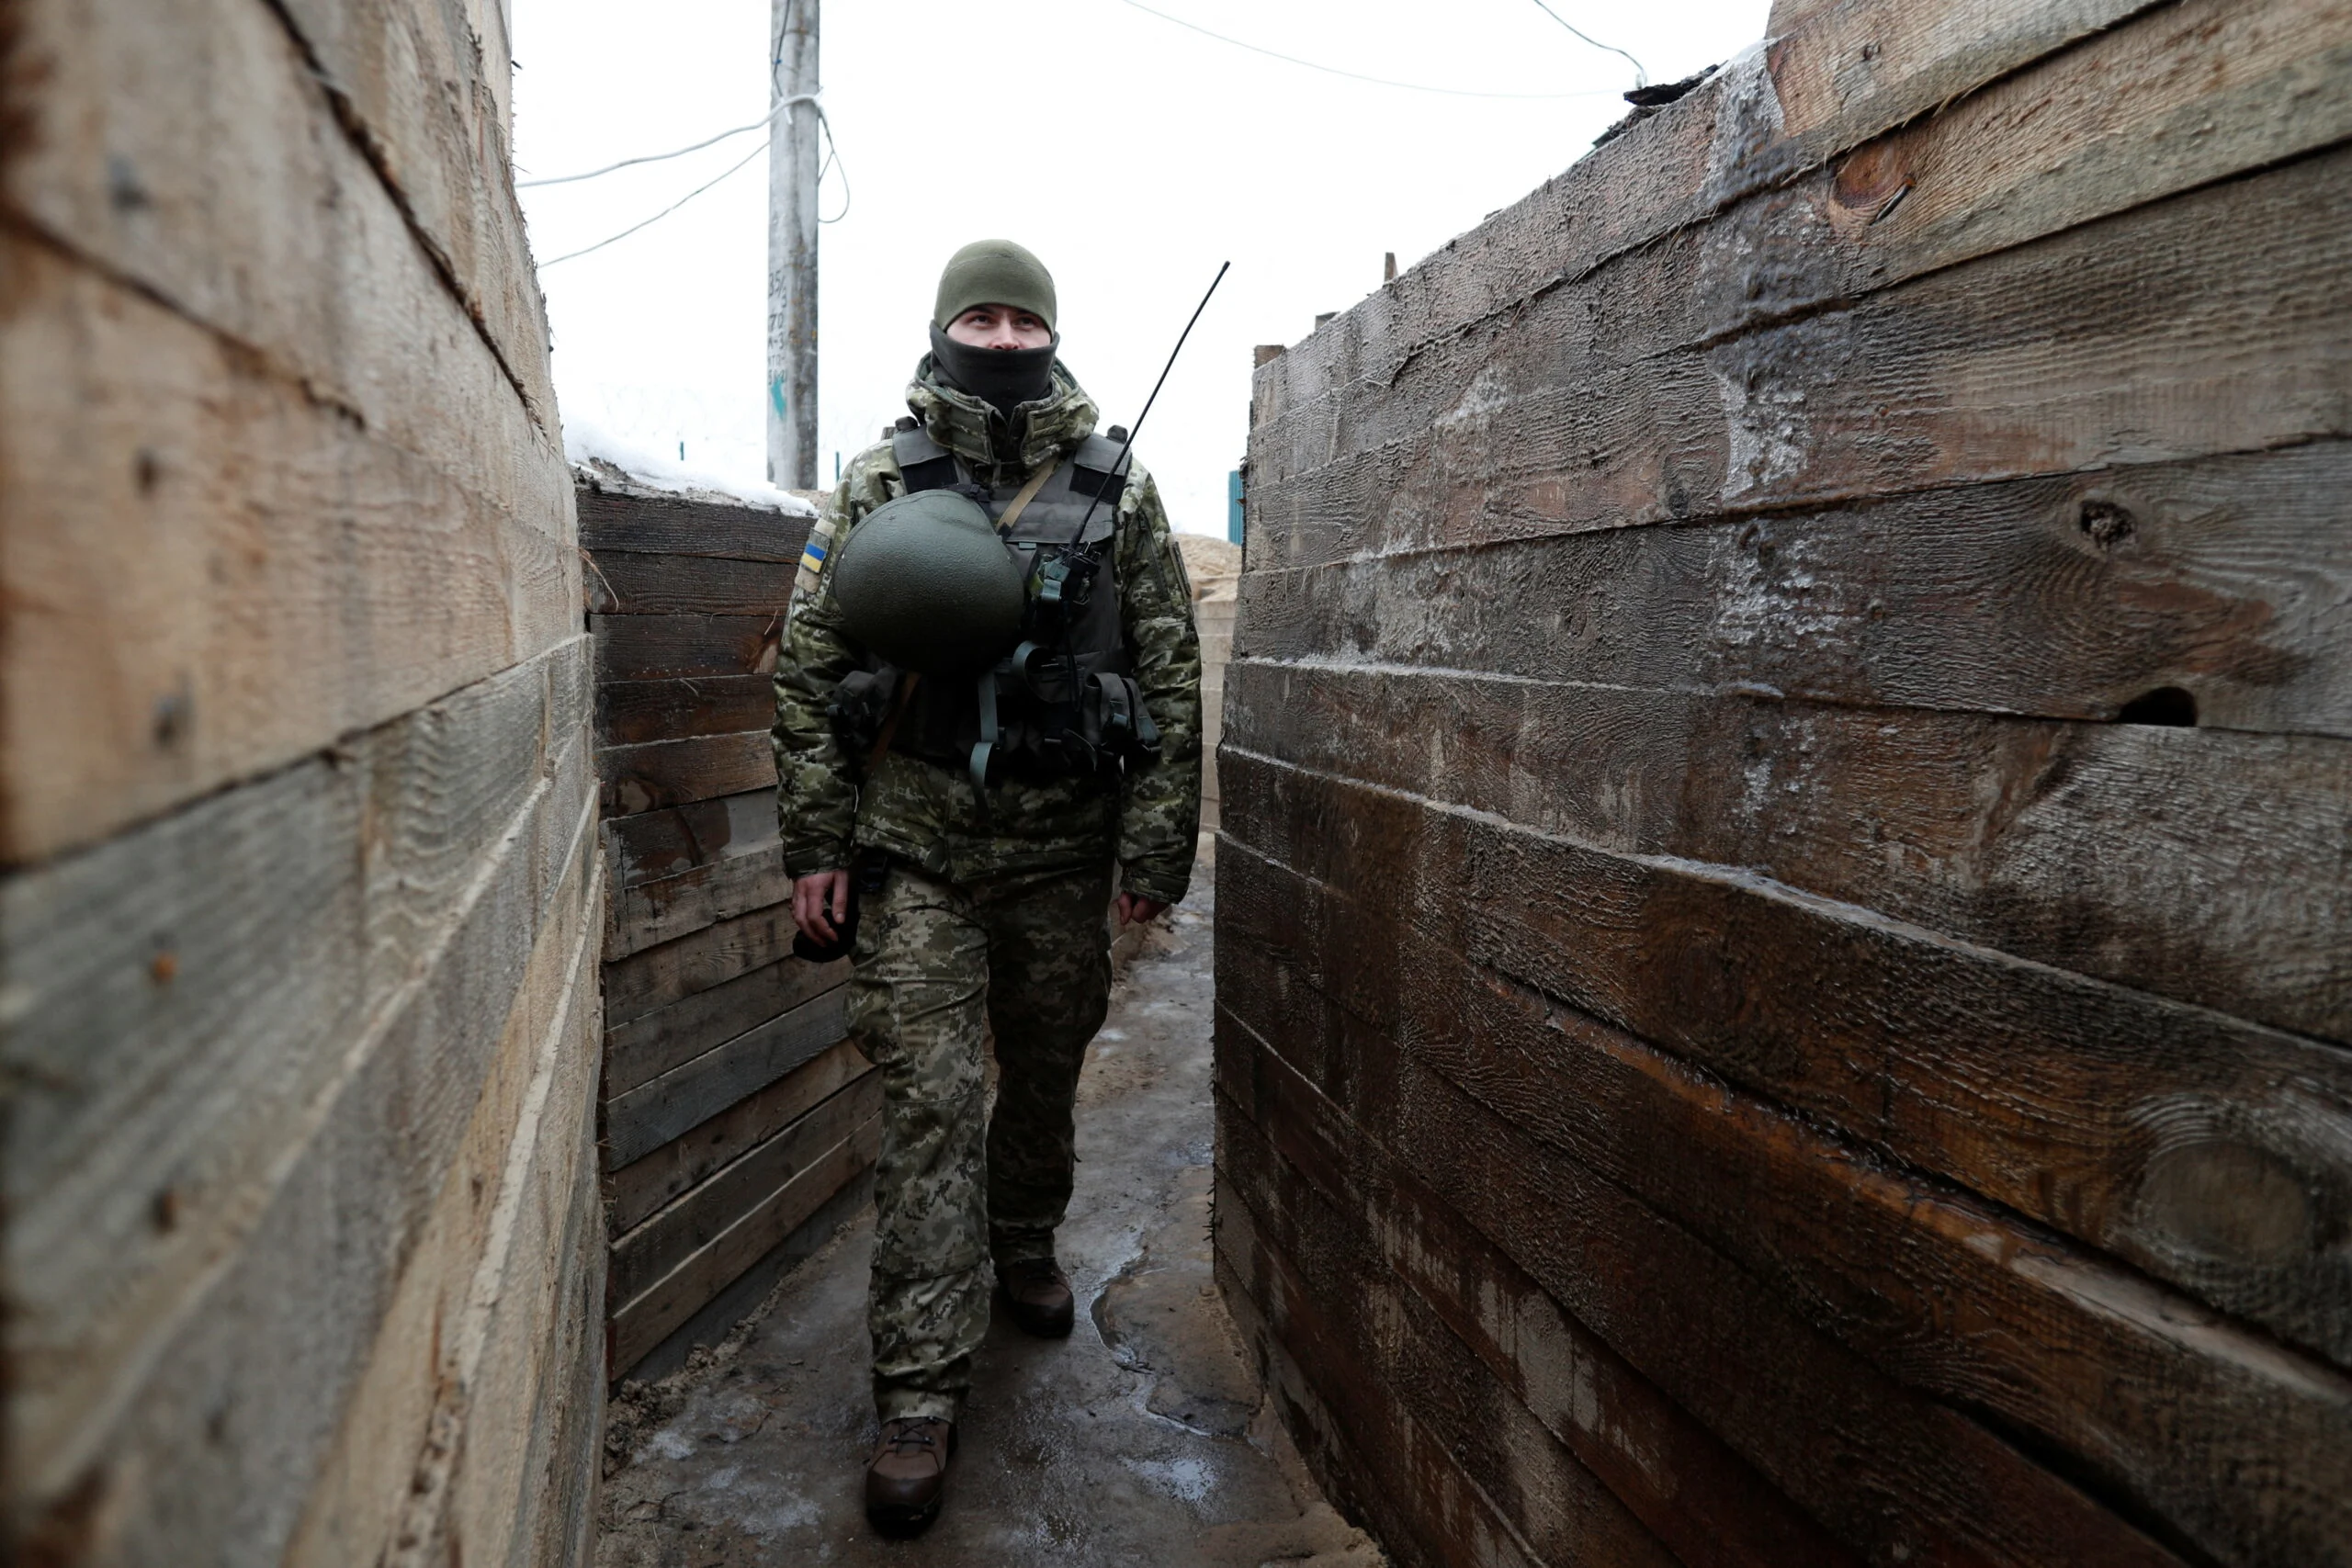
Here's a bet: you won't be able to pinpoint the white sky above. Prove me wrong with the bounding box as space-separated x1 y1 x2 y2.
510 0 1773 535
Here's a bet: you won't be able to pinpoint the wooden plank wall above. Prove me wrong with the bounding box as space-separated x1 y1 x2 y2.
1218 1 2352 1564
580 475 880 1383
0 0 605 1563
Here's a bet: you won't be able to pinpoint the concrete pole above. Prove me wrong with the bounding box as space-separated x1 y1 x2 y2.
766 0 819 489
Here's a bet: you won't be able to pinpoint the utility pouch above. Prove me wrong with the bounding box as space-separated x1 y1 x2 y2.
826 667 901 773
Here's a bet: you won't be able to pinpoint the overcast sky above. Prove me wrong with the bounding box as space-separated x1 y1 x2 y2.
511 0 1773 533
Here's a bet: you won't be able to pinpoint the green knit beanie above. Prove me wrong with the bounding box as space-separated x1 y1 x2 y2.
933 239 1057 332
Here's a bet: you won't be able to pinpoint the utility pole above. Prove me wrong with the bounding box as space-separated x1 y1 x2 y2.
766 0 819 489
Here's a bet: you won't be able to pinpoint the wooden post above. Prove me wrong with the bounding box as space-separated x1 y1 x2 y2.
766 0 820 490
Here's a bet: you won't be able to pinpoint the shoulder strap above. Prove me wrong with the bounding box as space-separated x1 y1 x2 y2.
1069 432 1127 509
994 461 1062 536
891 423 959 492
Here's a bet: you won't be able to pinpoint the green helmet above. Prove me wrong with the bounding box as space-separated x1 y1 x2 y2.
829 490 1025 674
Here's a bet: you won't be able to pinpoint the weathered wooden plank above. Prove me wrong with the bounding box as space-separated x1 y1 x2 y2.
605 841 792 962
282 778 602 1568
602 787 776 889
0 0 565 513
601 902 805 1028
1215 998 2185 1568
6 711 600 1559
288 855 605 1568
602 988 851 1169
1217 1089 1860 1568
3 638 591 1489
597 675 775 748
1238 440 2352 741
1210 1207 1547 1568
0 241 578 865
1227 863 2352 1566
600 731 775 818
1227 660 2352 1042
605 1041 871 1235
609 1109 881 1372
593 614 782 683
608 1070 880 1307
1214 1152 1688 1568
265 0 554 419
578 485 813 562
1251 143 2352 570
1252 0 2197 476
1221 755 2352 1366
604 952 848 1100
588 549 797 616
1215 1141 1857 1568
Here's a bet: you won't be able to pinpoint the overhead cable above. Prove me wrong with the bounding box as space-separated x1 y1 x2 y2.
1524 0 1648 86
1114 0 1618 100
537 135 770 267
516 95 812 188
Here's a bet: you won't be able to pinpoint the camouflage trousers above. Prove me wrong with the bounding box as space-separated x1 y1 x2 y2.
848 857 1114 1423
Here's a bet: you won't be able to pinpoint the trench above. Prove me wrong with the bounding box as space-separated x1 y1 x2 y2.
592 882 1384 1567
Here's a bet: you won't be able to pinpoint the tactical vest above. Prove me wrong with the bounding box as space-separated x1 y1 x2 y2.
826 420 1160 807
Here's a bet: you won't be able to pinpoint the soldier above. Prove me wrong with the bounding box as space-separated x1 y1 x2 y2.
772 238 1203 1536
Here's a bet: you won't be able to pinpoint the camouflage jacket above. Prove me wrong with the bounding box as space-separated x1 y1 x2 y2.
773 360 1203 905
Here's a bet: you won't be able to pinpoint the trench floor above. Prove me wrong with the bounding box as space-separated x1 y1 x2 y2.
594 886 1383 1567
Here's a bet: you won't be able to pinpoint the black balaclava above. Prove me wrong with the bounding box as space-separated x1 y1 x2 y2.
929 323 1058 418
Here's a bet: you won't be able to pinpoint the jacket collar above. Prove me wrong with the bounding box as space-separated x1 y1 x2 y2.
906 357 1100 479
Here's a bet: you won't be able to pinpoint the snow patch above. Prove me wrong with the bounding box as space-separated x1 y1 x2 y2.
565 412 818 516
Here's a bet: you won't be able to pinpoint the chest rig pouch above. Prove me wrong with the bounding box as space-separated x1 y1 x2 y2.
829 422 1161 811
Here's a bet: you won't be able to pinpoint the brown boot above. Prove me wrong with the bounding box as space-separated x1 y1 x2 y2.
865 1417 955 1537
996 1257 1076 1338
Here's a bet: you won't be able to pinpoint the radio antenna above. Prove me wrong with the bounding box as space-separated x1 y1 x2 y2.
1071 260 1231 543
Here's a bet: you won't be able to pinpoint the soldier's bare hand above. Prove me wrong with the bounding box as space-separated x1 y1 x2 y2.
1114 892 1167 927
795 870 852 943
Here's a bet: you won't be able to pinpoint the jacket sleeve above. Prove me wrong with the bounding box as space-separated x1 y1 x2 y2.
1112 467 1204 905
772 451 897 876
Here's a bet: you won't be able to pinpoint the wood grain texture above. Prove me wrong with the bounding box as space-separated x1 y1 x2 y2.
1227 0 2352 1559
290 855 605 1568
608 1068 879 1307
578 485 812 562
1251 142 2352 570
1216 997 2182 1568
1239 440 2352 741
5 688 599 1559
1227 659 2352 1041
1223 751 2352 1367
594 614 783 683
602 987 850 1169
598 676 775 748
603 788 776 889
608 1106 880 1371
1222 844 2352 1565
0 0 562 491
1211 1218 1548 1568
603 953 848 1100
589 550 796 616
605 1042 871 1235
266 0 555 419
601 902 805 1028
1214 1104 1863 1568
0 239 577 865
599 731 776 819
605 842 792 962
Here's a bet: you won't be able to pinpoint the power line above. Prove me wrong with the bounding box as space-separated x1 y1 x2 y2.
515 96 809 188
1525 0 1647 87
537 136 770 267
1114 0 1620 100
